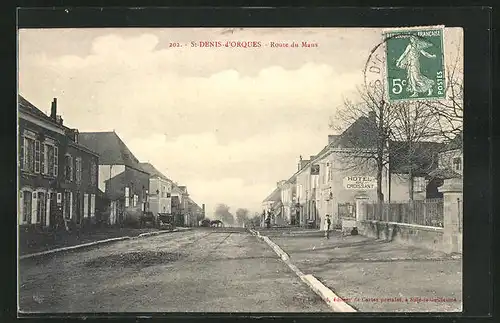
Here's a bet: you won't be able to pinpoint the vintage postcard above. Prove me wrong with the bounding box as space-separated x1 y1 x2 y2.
18 26 463 314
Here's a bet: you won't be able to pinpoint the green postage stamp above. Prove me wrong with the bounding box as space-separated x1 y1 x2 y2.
383 26 446 102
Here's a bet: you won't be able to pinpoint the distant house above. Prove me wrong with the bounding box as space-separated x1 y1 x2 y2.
140 162 173 217
171 184 188 226
185 196 204 227
388 140 444 200
427 133 463 189
262 184 283 226
280 175 297 225
79 131 150 226
18 96 99 231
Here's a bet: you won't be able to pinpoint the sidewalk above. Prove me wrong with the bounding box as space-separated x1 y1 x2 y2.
270 232 462 312
18 227 160 256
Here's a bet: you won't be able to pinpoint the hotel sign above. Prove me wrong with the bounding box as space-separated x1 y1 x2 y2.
343 176 377 190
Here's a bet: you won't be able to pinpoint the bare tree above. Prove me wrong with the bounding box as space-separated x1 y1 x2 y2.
390 100 443 199
214 203 235 225
424 45 463 145
330 83 398 203
235 208 250 227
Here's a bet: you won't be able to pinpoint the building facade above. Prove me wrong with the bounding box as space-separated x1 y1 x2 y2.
18 96 99 230
280 176 297 225
79 131 150 226
140 163 172 216
276 114 444 231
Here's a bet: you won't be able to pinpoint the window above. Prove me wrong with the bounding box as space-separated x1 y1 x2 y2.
22 137 35 172
22 191 32 223
90 194 95 217
75 157 82 184
453 157 462 171
65 155 73 181
43 144 56 176
133 195 138 207
328 163 334 181
83 194 89 218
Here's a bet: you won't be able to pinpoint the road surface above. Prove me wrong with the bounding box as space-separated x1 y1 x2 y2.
19 228 329 313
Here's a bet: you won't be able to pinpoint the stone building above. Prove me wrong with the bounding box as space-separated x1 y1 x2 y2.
18 96 99 230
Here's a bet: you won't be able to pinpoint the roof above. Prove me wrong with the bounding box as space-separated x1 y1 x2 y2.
389 141 445 176
263 186 282 203
295 115 379 177
19 95 100 157
441 133 462 152
334 115 378 149
78 131 147 173
18 95 64 128
139 163 170 181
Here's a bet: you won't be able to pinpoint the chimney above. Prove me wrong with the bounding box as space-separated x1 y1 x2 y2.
50 98 57 119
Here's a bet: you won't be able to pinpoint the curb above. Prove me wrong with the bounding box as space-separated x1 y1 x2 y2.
19 236 131 260
137 229 177 238
20 228 193 260
301 274 357 312
257 232 357 313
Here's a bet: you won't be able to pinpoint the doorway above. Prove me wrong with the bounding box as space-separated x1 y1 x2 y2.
75 192 81 225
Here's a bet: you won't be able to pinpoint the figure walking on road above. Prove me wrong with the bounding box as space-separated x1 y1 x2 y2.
325 214 331 239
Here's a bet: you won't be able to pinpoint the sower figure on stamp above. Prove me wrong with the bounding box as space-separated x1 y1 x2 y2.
396 35 437 97
325 214 331 239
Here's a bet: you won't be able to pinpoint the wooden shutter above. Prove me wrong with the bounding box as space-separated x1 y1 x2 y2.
20 136 24 170
40 144 45 174
34 140 41 173
54 146 59 177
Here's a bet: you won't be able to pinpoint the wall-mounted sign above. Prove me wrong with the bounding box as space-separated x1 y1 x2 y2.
343 176 377 190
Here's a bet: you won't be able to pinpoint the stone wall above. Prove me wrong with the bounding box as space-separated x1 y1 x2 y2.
358 220 445 252
356 177 462 254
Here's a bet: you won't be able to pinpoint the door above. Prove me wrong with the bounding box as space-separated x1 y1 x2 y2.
64 191 71 220
75 192 81 225
37 192 46 227
49 193 57 228
110 201 116 225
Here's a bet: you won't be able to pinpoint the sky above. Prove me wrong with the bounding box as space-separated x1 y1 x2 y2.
18 27 463 217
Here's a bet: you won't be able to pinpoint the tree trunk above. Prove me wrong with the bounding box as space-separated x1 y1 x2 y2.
408 169 414 201
377 160 384 202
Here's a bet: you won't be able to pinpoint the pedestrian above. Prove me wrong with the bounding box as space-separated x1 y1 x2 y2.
325 214 331 239
265 214 271 229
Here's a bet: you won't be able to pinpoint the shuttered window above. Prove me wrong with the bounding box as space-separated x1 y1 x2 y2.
34 140 41 173
54 146 59 177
